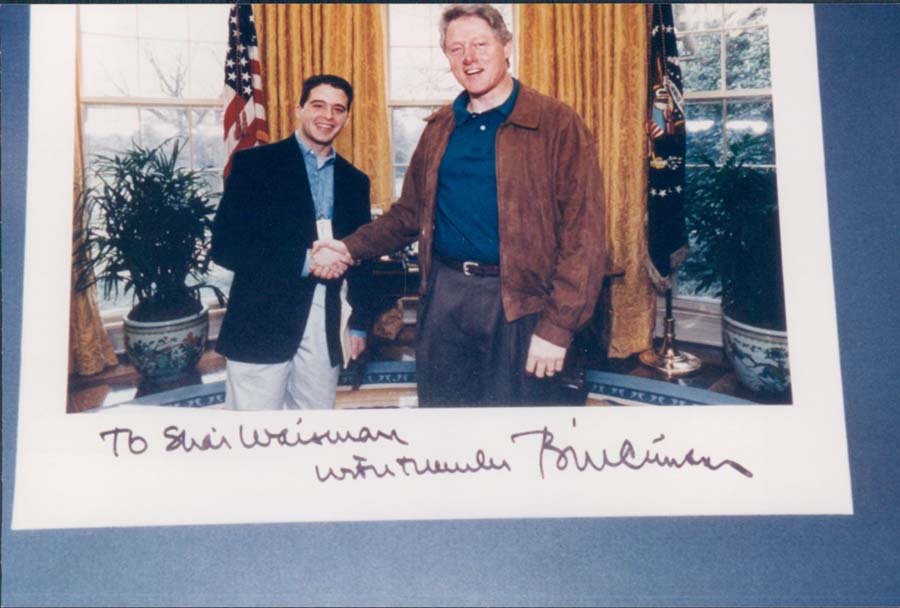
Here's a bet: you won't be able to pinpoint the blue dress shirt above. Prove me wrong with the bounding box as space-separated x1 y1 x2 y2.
295 133 365 339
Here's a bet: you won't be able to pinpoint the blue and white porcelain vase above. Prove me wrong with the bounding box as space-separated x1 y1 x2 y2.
123 306 209 381
722 314 790 395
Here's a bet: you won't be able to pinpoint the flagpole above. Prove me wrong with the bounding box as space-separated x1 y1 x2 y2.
639 4 700 378
639 287 701 377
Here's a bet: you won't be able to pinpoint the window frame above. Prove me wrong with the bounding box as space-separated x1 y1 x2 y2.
76 5 230 350
667 4 776 346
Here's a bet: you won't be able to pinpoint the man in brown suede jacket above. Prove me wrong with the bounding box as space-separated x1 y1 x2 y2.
313 4 606 407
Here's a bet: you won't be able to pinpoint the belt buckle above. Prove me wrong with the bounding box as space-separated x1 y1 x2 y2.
462 261 477 276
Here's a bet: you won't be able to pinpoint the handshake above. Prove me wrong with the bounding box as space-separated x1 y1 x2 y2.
310 239 354 280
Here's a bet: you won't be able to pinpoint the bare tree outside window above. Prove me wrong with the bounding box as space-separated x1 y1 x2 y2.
78 4 231 313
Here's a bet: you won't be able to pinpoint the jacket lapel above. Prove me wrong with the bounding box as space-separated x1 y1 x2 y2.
332 155 352 239
276 136 317 238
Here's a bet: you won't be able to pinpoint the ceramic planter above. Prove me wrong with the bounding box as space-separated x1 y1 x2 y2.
722 313 790 395
123 306 209 381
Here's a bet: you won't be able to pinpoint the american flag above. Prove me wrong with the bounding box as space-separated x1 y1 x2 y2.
223 4 268 178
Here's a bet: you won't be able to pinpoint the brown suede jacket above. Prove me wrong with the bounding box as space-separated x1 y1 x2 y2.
343 83 606 349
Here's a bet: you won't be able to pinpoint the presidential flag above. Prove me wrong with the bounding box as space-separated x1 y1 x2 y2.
646 4 688 291
223 4 268 179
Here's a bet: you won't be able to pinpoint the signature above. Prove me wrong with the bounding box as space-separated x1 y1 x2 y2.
510 421 753 479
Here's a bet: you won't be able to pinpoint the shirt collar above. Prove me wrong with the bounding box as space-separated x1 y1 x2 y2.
294 131 335 168
452 78 520 125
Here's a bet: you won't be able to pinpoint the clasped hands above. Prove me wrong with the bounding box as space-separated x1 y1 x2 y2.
311 241 567 377
310 239 353 280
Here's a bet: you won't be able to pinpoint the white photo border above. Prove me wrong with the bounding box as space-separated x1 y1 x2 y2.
12 4 852 530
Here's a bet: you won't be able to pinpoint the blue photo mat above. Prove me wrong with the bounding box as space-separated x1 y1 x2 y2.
2 5 899 606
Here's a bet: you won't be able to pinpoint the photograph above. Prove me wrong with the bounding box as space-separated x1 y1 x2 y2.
66 3 789 416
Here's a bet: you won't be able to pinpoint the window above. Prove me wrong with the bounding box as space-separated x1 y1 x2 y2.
78 4 233 314
386 4 516 199
673 4 776 300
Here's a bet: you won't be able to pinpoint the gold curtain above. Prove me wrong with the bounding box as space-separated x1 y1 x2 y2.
518 4 654 358
255 4 392 209
69 65 118 377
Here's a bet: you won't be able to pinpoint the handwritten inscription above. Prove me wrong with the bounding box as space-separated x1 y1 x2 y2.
98 418 752 482
100 419 408 458
238 419 408 449
99 427 148 457
510 422 753 479
315 449 511 483
164 425 232 453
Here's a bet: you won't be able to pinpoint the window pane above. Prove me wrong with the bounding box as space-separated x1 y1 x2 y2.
726 28 771 90
137 4 189 40
678 33 721 92
685 102 723 165
391 107 436 165
393 166 407 200
389 47 432 99
79 5 136 36
726 100 774 164
99 288 136 312
83 106 140 160
673 4 721 32
724 4 767 27
189 4 232 43
390 48 459 100
389 4 435 47
192 109 225 171
140 108 190 166
138 39 190 98
189 42 227 99
81 34 139 97
678 166 721 298
198 171 223 201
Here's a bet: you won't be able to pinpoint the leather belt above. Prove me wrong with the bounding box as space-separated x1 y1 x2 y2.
437 255 500 277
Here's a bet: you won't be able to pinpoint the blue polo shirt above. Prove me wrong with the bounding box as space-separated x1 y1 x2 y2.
433 79 519 264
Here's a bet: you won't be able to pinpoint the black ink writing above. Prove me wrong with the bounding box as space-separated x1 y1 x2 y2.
315 449 511 483
99 427 148 457
395 450 511 477
510 422 753 479
315 455 396 482
163 425 232 453
238 418 408 449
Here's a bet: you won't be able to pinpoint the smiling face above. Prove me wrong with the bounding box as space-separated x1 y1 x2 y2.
443 15 513 108
294 84 350 155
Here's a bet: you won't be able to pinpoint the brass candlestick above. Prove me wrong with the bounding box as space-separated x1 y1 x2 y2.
639 289 701 377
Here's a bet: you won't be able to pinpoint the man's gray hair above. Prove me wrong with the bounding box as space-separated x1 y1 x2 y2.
439 4 513 50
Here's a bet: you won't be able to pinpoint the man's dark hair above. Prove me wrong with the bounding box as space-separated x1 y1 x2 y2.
299 74 354 111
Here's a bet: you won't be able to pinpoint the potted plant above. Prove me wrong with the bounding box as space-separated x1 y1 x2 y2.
681 134 790 395
74 139 224 383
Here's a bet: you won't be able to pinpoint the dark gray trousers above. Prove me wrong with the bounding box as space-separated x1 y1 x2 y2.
415 259 571 407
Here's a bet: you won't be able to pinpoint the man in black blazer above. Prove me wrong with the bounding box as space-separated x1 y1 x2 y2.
211 74 374 410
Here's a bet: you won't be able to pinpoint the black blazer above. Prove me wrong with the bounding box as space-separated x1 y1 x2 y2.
211 136 374 366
